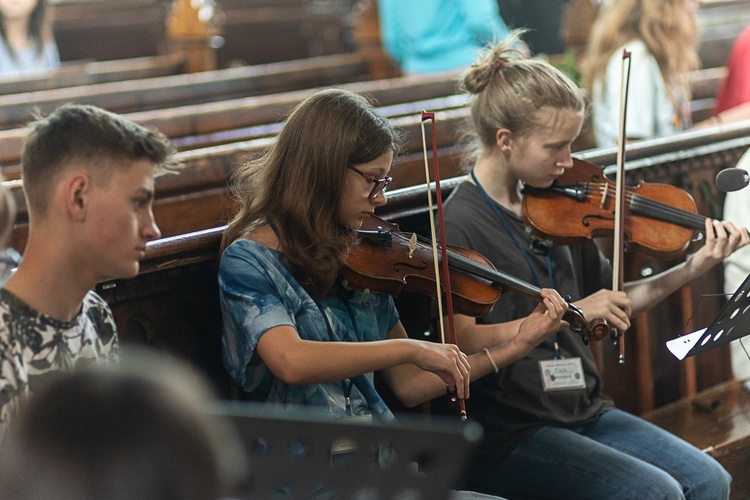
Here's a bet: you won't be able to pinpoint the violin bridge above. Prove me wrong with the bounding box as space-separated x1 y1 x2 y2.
599 183 608 209
408 233 417 258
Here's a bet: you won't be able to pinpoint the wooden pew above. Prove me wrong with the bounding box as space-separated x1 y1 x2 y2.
0 52 373 132
96 225 229 395
690 66 728 123
697 0 750 69
3 99 471 252
0 55 186 95
0 56 733 264
215 0 355 67
0 70 464 170
0 57 723 170
0 58 722 172
52 0 354 69
52 0 169 63
2 77 736 253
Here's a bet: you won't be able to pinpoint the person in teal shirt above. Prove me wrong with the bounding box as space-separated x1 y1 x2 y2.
378 0 510 74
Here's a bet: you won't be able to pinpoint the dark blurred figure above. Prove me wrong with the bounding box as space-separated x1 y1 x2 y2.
0 348 248 500
498 0 568 55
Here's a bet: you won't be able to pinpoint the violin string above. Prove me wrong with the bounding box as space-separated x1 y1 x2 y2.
592 183 707 230
623 187 705 224
630 194 706 229
389 230 542 294
601 183 704 225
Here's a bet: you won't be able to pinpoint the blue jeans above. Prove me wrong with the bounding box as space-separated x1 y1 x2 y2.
468 409 731 500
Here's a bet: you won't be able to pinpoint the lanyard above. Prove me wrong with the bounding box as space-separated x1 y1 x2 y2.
469 168 561 358
315 298 356 416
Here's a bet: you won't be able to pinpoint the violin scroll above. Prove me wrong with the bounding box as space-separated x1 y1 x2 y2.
588 317 610 343
563 299 608 344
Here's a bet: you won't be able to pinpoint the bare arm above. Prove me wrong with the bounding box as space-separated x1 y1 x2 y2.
382 289 567 407
256 322 471 402
693 102 750 129
625 219 749 316
258 289 567 409
569 220 748 331
424 288 568 382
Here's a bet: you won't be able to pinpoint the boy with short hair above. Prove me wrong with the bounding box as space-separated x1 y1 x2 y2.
0 103 178 440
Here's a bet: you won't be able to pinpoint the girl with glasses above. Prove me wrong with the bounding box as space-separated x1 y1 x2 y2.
218 89 570 496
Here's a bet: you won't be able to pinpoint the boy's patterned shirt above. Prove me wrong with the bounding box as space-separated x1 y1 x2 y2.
0 288 119 442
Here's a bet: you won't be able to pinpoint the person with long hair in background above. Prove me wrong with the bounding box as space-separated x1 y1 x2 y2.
583 0 702 147
0 0 59 77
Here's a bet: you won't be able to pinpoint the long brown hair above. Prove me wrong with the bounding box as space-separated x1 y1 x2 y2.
460 30 585 167
0 0 52 57
222 89 402 297
582 0 700 106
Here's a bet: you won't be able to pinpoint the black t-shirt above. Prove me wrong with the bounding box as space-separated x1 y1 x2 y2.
442 181 615 469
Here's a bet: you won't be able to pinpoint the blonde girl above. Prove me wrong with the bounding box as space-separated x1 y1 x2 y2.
582 0 702 147
441 31 742 499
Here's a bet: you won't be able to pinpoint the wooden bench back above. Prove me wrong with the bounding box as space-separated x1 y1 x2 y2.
51 0 354 69
0 69 461 168
697 0 750 68
215 0 355 68
52 0 168 62
0 52 372 132
0 55 186 95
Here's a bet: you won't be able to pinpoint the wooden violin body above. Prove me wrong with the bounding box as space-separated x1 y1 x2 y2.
342 217 500 318
523 158 703 260
340 215 605 343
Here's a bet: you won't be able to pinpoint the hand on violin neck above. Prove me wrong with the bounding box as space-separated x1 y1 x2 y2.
513 288 569 351
573 289 632 333
689 219 750 275
624 220 748 317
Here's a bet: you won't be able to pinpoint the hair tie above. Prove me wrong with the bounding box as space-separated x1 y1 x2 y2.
491 57 506 73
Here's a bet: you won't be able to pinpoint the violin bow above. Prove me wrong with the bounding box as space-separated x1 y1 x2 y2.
421 110 467 421
613 49 632 364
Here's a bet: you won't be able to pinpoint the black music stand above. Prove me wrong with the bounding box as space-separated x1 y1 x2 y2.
667 272 750 360
207 402 483 500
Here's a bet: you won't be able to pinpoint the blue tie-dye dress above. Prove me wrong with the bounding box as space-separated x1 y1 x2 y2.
219 239 397 421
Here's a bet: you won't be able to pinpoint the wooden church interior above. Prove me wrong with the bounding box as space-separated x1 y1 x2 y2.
4 0 750 497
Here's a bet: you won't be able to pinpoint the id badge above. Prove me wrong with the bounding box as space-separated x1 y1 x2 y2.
331 414 373 455
539 357 586 391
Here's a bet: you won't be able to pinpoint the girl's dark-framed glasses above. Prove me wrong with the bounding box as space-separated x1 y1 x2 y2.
0 247 19 287
347 165 392 201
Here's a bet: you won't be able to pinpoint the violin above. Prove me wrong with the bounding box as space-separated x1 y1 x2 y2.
522 157 708 261
340 215 607 344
